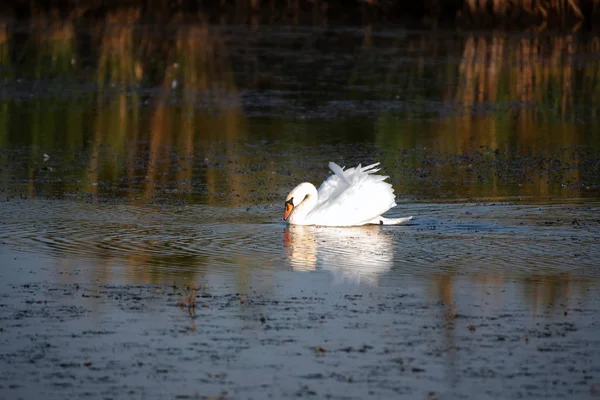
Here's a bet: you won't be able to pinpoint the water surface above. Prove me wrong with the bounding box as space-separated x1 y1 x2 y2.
1 21 600 399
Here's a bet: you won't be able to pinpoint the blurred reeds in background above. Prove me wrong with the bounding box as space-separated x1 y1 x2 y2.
1 0 599 28
1 6 599 203
372 31 600 200
0 3 597 296
1 9 247 203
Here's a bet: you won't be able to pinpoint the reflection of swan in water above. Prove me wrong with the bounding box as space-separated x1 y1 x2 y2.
283 225 393 286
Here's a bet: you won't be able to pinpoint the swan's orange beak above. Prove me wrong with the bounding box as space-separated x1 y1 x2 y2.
283 200 294 221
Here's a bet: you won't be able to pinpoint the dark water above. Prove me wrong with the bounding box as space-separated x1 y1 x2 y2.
1 21 600 399
2 26 600 204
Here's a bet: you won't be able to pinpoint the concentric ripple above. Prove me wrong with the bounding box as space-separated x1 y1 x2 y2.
1 200 599 285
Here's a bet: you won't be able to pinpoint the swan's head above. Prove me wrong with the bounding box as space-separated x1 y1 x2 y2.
284 182 315 221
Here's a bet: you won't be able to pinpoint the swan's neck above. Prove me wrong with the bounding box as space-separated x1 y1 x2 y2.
288 183 318 225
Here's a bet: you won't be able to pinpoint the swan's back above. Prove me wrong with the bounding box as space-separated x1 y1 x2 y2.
311 162 397 226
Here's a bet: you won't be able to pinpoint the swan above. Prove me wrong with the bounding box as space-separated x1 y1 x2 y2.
283 162 413 226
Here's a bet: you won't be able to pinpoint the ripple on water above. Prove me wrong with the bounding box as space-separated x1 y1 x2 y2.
384 202 600 280
0 200 599 285
0 201 289 277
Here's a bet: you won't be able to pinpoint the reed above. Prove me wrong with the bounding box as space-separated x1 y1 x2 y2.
1 13 599 205
464 0 600 27
1 0 600 28
368 29 600 200
0 22 9 151
77 11 247 204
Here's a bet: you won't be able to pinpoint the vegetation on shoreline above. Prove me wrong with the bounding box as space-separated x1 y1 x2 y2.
1 9 599 203
0 0 599 29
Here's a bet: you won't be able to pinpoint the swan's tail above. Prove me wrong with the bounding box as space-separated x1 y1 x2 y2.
368 216 414 225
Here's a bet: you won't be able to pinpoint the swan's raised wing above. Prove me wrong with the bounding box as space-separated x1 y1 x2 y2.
310 162 397 226
316 162 349 205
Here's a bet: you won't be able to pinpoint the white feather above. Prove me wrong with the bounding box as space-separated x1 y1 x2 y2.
284 161 413 226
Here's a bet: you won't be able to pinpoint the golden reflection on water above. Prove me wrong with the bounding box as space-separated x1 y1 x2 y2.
81 16 247 204
428 271 595 320
1 17 599 388
1 17 600 202
1 16 599 309
454 34 584 120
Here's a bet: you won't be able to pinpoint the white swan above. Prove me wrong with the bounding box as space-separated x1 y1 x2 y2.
283 162 413 226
